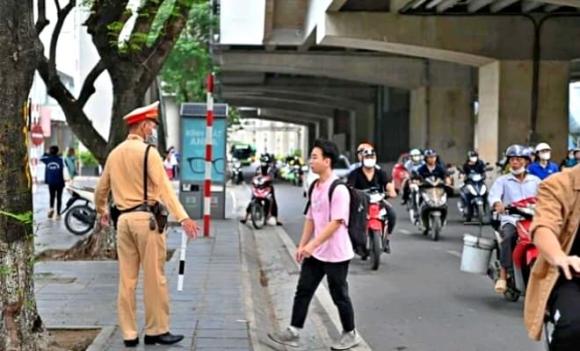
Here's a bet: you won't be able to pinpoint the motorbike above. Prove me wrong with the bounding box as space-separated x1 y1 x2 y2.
231 158 244 185
458 172 489 224
360 188 389 271
249 174 274 229
62 184 97 235
488 197 538 302
289 164 303 186
406 178 421 227
417 176 448 241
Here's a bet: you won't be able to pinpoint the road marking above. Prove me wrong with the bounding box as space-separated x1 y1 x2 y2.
398 229 412 235
447 250 462 258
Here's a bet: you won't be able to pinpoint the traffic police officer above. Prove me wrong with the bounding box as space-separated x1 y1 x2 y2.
95 101 199 347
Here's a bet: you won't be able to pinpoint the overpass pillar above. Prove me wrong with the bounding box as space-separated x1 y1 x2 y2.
410 61 474 165
476 60 570 164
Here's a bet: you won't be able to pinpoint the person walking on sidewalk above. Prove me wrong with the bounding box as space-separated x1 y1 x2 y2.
268 139 361 350
94 101 200 348
40 145 68 220
64 147 78 180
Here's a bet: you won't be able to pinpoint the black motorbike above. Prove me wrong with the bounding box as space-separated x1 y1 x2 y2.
231 158 244 185
417 176 449 241
62 185 96 235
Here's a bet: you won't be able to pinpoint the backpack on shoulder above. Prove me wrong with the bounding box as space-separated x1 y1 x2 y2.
304 179 368 250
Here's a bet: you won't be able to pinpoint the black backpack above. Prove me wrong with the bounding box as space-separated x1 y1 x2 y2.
304 179 368 250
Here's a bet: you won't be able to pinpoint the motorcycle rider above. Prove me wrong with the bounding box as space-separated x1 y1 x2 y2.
347 147 397 253
488 144 541 294
240 154 282 225
523 165 580 350
416 149 449 183
349 142 376 171
401 148 425 204
459 151 487 221
528 142 559 180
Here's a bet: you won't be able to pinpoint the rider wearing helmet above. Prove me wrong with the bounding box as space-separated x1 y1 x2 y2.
350 142 379 171
416 149 447 181
459 150 487 221
347 147 397 253
240 154 282 226
488 144 541 294
401 148 425 204
528 142 559 180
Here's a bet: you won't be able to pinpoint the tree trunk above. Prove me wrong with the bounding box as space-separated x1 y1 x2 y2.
0 2 48 350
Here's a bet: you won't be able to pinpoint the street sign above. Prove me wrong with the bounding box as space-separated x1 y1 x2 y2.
31 124 44 146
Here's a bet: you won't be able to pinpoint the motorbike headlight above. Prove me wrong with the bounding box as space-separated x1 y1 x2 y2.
234 161 241 168
467 184 477 196
480 185 487 196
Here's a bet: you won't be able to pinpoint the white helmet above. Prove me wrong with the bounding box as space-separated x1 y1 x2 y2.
535 142 551 152
409 149 421 157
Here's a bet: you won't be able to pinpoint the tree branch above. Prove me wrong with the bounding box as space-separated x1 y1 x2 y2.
49 0 76 76
141 1 193 74
85 0 130 63
37 57 108 164
78 60 106 108
130 0 161 44
53 0 62 12
36 0 50 35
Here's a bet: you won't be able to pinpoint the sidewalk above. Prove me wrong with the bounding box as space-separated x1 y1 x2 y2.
33 181 252 350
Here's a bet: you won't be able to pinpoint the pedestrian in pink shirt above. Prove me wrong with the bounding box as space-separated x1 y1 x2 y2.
268 139 361 350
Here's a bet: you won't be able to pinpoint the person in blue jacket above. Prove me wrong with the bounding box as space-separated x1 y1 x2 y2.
528 142 559 180
40 145 67 219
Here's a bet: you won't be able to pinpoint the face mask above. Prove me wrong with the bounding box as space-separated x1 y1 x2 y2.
145 128 158 145
363 159 376 168
539 152 551 161
469 157 478 163
511 167 526 176
569 154 575 160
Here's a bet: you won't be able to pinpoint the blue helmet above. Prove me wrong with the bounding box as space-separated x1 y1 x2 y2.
505 144 530 160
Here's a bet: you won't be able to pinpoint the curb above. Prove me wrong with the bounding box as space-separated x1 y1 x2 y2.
46 325 116 351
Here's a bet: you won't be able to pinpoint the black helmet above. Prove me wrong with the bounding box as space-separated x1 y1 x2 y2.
505 144 530 160
260 154 270 163
423 149 437 158
360 148 376 158
467 150 478 158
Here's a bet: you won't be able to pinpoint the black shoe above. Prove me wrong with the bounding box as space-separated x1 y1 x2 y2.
144 332 184 345
240 219 247 224
383 239 391 254
276 221 283 226
123 338 139 347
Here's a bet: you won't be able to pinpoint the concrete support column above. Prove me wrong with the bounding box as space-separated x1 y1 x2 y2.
476 60 570 164
354 104 375 147
410 61 474 165
377 87 410 162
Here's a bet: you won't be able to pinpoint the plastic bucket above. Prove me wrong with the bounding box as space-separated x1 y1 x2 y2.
460 234 494 274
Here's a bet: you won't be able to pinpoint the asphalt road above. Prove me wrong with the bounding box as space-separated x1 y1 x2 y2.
231 166 544 351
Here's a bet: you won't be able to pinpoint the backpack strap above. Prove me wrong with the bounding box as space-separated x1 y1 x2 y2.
143 145 153 205
327 179 346 221
303 179 319 215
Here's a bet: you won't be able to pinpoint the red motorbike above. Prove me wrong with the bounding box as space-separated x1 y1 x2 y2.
488 197 538 302
361 189 390 271
249 175 274 229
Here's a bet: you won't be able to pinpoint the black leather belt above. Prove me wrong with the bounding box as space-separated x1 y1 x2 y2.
119 204 151 214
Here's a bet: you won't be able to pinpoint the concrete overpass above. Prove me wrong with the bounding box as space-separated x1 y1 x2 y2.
216 0 580 163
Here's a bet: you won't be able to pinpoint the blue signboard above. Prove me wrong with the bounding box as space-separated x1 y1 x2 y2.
181 118 226 183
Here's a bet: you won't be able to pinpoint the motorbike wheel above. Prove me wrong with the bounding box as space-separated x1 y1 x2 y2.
431 215 441 241
64 205 96 236
250 202 266 230
370 230 382 271
477 203 485 224
504 288 520 302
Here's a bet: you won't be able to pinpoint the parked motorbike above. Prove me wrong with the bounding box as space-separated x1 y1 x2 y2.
249 175 274 229
360 188 389 270
488 197 538 302
417 176 448 241
458 172 489 224
62 184 97 235
231 158 244 185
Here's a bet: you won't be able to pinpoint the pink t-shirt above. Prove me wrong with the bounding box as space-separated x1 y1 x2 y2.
306 175 354 262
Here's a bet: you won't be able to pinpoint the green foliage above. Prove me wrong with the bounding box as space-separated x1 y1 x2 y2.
160 2 216 103
0 211 33 226
79 151 98 167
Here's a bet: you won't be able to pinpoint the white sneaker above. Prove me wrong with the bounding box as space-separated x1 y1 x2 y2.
331 330 362 350
268 326 300 348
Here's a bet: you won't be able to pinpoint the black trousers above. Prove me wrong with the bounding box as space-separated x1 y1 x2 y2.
499 223 517 269
548 279 580 351
291 257 355 332
384 201 397 234
48 184 65 215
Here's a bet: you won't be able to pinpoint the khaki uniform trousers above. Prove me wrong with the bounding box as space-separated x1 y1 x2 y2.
116 212 169 340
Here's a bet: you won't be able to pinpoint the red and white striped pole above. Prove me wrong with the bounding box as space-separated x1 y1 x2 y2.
203 73 215 238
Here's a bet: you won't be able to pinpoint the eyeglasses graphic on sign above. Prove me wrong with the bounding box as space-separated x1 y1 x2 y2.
187 157 225 175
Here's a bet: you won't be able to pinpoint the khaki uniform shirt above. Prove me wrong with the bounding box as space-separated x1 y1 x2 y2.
94 134 189 222
524 165 580 340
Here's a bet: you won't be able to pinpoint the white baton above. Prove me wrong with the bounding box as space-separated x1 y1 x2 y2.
177 231 187 291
